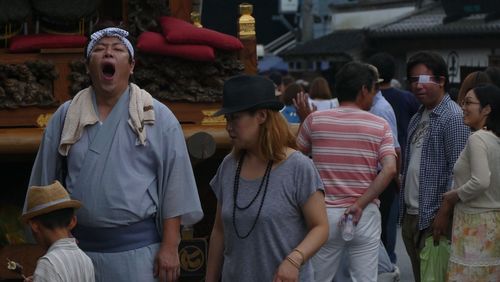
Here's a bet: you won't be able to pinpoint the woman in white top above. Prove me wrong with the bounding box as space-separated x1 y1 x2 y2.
433 84 500 281
308 77 338 111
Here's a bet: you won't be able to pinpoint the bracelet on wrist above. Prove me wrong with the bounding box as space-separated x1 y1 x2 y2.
293 248 305 263
286 256 301 270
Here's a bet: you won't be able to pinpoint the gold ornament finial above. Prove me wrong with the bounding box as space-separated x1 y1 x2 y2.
191 11 203 28
238 3 255 39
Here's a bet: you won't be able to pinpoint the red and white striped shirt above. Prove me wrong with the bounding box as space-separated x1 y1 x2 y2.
297 106 395 208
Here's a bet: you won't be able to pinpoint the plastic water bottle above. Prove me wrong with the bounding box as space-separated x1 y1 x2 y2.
341 214 354 241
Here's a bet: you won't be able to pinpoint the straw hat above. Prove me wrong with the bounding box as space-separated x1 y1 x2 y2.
213 74 284 116
21 181 81 223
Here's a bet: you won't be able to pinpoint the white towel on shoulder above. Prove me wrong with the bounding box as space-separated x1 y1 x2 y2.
127 83 155 145
58 83 155 156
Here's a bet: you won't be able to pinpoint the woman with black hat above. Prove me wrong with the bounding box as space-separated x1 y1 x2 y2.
205 75 329 282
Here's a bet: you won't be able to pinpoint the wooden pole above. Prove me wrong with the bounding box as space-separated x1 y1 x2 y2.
169 0 193 22
238 3 257 75
122 0 129 26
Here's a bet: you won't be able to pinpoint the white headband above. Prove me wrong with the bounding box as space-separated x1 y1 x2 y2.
86 27 134 59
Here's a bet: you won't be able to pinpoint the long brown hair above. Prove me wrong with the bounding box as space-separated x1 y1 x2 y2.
309 77 332 100
233 109 297 162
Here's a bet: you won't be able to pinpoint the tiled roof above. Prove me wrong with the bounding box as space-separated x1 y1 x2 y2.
282 3 500 58
281 29 367 57
370 4 500 38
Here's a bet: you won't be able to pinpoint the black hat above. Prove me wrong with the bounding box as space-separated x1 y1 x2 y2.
213 75 284 116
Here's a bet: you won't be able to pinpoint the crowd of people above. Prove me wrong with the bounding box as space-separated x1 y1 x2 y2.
20 25 500 282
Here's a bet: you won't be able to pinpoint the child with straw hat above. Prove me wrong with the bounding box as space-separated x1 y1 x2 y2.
22 181 94 282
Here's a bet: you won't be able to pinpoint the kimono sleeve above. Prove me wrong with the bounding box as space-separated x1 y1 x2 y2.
29 102 70 187
158 119 203 226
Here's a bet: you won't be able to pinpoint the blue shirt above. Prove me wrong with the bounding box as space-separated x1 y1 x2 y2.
370 91 400 149
281 105 300 123
381 87 420 158
399 95 470 230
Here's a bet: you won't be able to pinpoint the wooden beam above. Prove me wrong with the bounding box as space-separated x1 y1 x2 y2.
0 125 230 154
0 124 299 154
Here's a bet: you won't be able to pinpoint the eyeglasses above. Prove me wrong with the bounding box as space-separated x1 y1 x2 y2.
407 75 441 85
460 100 481 107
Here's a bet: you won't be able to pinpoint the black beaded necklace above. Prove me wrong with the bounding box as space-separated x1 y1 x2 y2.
232 152 273 239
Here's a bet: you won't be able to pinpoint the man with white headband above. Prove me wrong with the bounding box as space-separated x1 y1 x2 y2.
26 26 203 282
398 51 469 282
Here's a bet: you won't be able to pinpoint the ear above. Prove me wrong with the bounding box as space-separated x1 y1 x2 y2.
354 86 367 106
482 104 492 116
130 59 136 75
29 220 40 233
360 84 372 99
68 215 77 230
256 109 268 124
437 76 446 88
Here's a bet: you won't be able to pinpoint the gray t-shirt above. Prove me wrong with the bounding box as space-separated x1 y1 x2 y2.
210 151 324 282
405 109 431 214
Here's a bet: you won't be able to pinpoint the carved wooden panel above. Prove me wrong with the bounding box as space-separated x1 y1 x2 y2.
0 49 83 127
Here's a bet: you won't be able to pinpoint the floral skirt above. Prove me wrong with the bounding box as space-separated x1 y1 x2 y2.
447 207 500 282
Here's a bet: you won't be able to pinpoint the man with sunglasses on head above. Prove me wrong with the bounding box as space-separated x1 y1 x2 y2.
398 51 470 281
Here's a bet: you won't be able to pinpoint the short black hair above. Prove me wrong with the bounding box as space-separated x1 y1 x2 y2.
407 51 449 90
367 52 395 83
473 84 500 137
268 72 283 86
485 66 500 88
31 208 75 230
335 61 376 103
282 83 303 105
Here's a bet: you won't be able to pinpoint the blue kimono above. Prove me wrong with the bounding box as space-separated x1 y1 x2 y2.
28 86 203 281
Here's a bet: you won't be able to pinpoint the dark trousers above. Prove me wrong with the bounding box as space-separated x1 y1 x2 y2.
402 213 451 282
379 179 398 263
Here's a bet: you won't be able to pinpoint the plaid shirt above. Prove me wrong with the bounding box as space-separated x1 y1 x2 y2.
399 95 470 230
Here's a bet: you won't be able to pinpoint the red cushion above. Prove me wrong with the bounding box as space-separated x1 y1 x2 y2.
160 16 243 51
9 34 87 53
137 31 215 62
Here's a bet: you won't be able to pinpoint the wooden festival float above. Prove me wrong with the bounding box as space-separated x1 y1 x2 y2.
0 0 258 280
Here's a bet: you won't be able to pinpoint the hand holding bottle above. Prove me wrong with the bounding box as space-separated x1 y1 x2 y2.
340 214 354 241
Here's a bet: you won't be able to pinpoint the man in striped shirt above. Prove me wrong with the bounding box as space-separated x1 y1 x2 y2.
297 61 397 282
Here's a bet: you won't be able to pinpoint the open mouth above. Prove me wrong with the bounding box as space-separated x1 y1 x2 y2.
102 63 116 79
